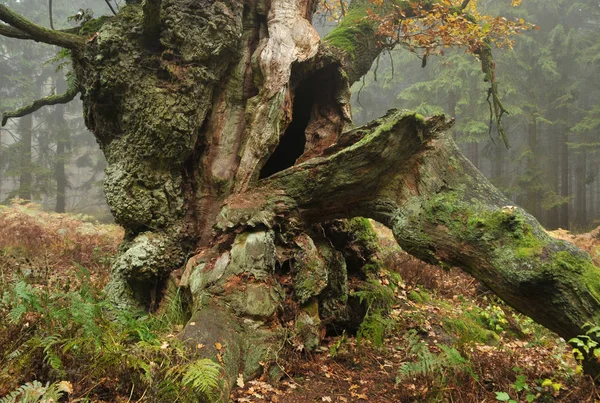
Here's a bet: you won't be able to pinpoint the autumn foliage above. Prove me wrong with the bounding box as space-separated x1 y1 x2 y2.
0 200 122 286
321 0 536 57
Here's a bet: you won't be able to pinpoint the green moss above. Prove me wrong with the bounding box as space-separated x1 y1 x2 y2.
79 15 112 35
323 6 373 56
442 314 500 346
408 289 430 303
294 235 328 304
352 280 395 312
551 250 600 302
553 251 591 274
296 300 321 351
422 191 547 258
347 217 380 254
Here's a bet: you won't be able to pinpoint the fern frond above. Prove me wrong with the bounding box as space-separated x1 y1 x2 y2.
40 334 64 372
8 304 26 324
180 359 222 399
0 380 66 403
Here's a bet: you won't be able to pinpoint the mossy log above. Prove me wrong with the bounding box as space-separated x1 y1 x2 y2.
223 110 600 378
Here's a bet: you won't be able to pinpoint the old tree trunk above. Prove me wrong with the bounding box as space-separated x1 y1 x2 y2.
3 0 600 399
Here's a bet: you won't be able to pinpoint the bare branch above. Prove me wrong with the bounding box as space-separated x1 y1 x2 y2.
2 82 80 127
104 0 118 16
48 0 54 30
0 5 85 50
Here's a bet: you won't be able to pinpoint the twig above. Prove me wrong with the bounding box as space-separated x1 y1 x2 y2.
48 0 54 29
104 0 118 16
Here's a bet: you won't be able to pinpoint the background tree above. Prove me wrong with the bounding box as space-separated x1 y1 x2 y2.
349 0 600 231
0 0 109 214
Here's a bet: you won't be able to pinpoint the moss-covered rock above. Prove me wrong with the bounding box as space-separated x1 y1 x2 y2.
228 231 276 280
105 231 185 309
296 299 322 351
293 234 329 304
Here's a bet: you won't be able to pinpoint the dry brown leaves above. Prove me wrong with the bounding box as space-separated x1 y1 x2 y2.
0 201 122 286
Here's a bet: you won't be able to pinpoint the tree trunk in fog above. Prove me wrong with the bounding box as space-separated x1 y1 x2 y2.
5 0 600 398
491 142 505 189
53 105 67 213
17 114 32 201
525 118 538 218
560 132 570 229
470 142 479 169
574 149 587 229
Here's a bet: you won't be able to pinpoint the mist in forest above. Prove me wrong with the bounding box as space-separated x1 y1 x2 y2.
1 0 599 230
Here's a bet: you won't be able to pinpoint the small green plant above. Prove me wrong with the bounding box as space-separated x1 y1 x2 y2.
353 280 396 347
494 371 537 403
494 367 562 403
0 380 72 403
329 331 348 357
397 330 477 386
569 322 600 368
480 303 509 333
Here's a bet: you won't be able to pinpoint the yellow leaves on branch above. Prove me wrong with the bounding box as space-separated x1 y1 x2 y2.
320 0 535 57
319 0 350 22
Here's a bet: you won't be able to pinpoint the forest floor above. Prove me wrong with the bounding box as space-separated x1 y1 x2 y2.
1 202 599 402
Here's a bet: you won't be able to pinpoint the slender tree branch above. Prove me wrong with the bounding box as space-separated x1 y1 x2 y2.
0 5 85 50
460 0 471 10
0 23 81 40
104 0 118 16
48 0 54 30
2 82 80 127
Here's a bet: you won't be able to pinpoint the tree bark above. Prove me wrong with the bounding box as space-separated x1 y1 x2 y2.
222 110 600 376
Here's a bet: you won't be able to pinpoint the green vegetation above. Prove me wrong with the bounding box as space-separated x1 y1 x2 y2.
0 272 222 402
0 206 220 402
323 5 373 56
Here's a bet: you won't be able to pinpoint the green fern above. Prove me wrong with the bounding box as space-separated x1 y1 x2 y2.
0 268 213 402
3 280 41 324
397 332 477 384
40 335 65 375
0 380 69 403
180 359 222 400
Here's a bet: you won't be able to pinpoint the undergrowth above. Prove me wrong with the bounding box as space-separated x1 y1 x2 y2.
0 269 222 401
0 204 221 402
342 221 600 402
0 200 122 288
